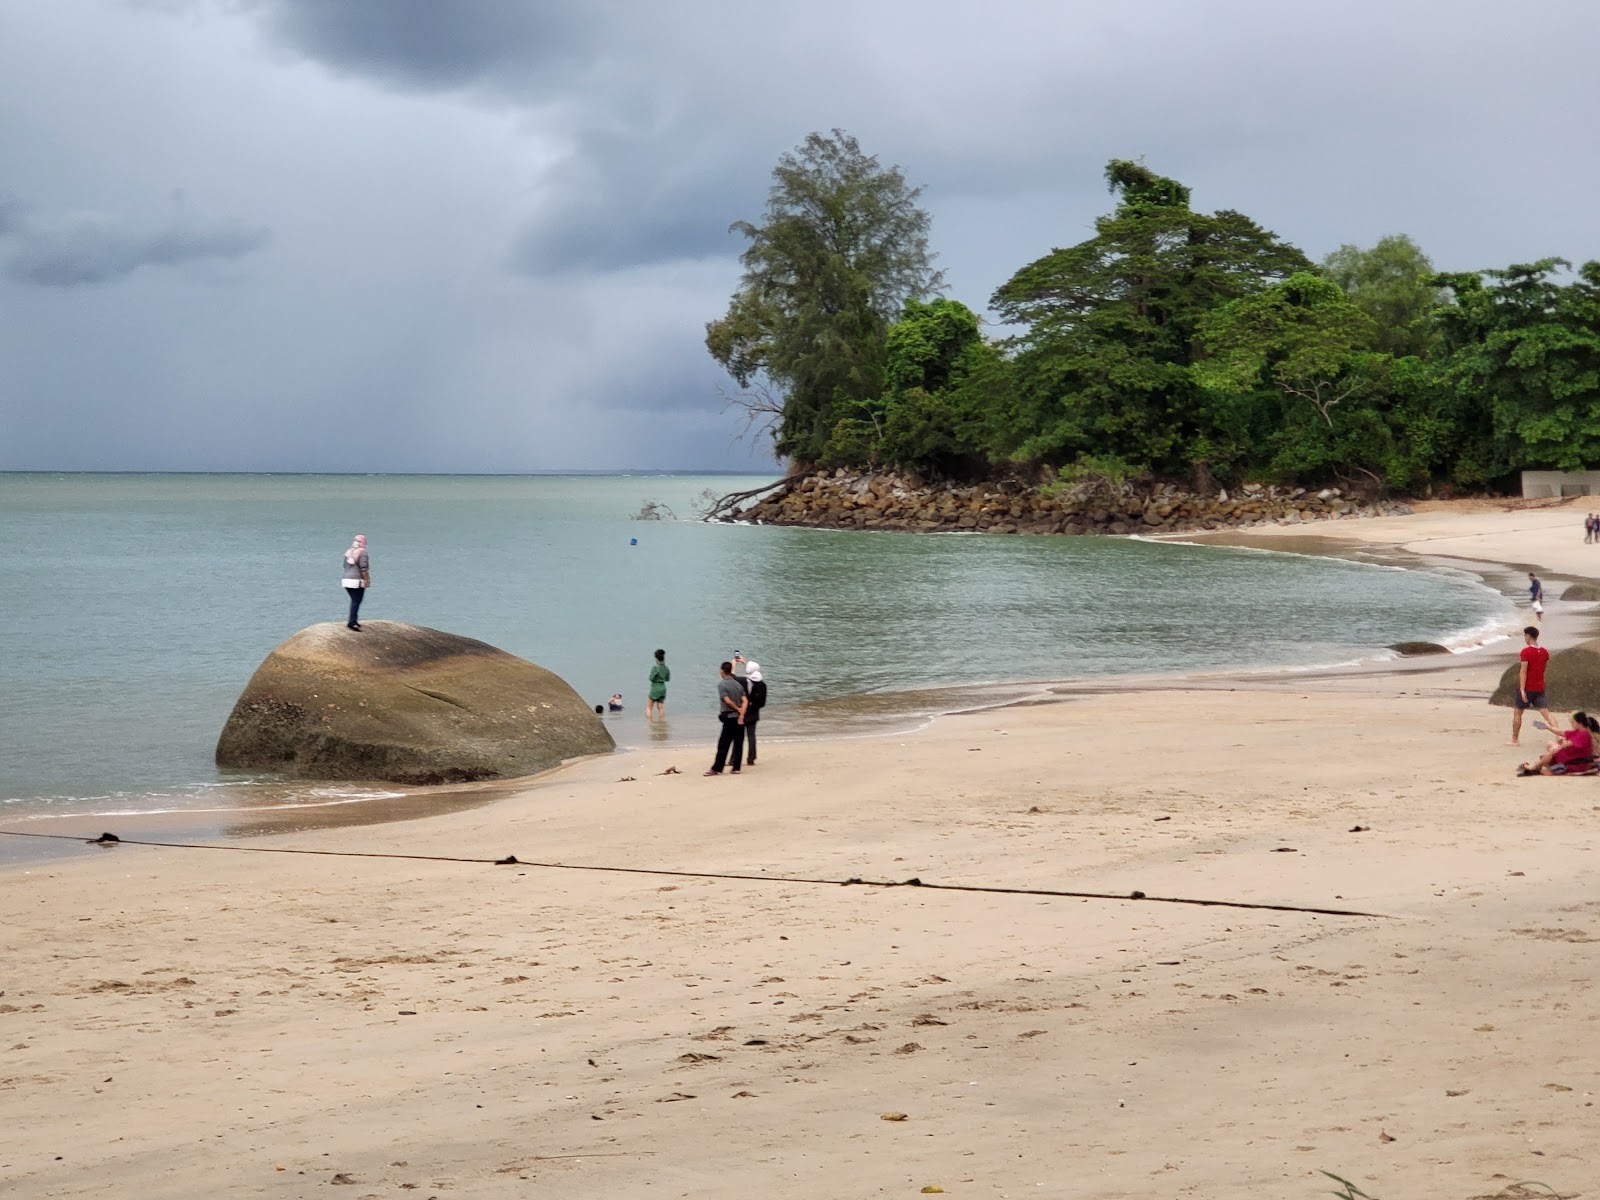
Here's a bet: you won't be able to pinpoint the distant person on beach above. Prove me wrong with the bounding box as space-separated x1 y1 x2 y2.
341 534 369 630
609 694 624 712
1528 573 1543 605
742 661 768 765
1587 514 1596 544
647 649 670 720
1518 711 1599 776
704 661 748 776
1532 597 1545 622
1509 625 1554 746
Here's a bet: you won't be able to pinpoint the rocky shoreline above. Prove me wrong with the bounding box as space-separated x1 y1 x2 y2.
726 470 1413 535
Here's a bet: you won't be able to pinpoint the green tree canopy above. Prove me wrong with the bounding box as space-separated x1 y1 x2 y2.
1434 259 1600 473
989 159 1312 473
820 297 1009 477
1320 234 1442 357
1195 272 1381 426
706 130 943 466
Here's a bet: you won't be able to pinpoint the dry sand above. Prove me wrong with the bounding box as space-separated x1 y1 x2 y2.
3 501 1598 1199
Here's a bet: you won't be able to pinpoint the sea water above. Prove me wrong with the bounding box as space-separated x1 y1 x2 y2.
0 472 1513 825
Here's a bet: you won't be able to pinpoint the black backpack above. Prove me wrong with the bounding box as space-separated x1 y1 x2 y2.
748 679 768 711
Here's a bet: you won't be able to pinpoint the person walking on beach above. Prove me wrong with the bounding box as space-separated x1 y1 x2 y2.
1586 514 1596 544
1528 572 1543 606
742 661 768 765
705 661 748 776
1509 625 1555 746
647 649 670 720
341 534 370 631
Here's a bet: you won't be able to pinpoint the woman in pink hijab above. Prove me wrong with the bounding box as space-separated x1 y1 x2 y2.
341 534 370 630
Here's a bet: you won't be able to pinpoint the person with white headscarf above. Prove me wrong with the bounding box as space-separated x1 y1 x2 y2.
741 660 768 766
341 534 370 630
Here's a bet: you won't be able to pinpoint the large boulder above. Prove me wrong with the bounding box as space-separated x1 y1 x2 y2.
216 622 613 784
1489 637 1600 711
1561 582 1600 602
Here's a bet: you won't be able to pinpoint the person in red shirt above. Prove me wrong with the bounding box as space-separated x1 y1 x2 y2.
1510 625 1554 746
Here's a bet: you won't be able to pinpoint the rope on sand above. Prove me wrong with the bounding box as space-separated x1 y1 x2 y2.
0 828 1390 919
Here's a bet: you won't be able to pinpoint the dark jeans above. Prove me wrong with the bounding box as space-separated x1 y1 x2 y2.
711 716 745 773
745 719 758 764
345 585 365 626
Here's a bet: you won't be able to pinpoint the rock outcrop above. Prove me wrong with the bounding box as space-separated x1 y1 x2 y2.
1560 582 1600 602
726 470 1413 536
1388 641 1451 657
1489 637 1600 712
216 621 613 785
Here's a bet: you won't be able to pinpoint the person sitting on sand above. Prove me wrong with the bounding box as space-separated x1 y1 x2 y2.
1509 625 1554 746
1518 712 1599 776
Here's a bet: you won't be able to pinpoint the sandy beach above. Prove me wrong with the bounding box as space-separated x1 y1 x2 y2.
3 501 1598 1199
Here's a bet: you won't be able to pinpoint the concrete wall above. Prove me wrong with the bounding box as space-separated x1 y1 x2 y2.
1522 471 1600 499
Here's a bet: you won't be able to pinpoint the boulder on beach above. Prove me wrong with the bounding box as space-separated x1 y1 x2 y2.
215 621 613 785
1560 582 1600 602
1489 636 1600 711
1388 641 1451 657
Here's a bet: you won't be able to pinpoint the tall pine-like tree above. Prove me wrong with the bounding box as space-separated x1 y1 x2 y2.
706 130 943 466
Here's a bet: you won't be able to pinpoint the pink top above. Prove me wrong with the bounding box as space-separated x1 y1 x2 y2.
1554 727 1593 765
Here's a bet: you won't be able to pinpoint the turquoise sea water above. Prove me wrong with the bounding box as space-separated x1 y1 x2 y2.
0 472 1513 826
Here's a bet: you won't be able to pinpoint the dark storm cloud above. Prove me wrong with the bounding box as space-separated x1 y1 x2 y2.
7 0 1600 471
244 0 1600 280
1 204 272 287
262 0 605 93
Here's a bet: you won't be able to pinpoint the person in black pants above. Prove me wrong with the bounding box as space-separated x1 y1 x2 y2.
341 534 369 630
704 661 748 776
742 661 767 765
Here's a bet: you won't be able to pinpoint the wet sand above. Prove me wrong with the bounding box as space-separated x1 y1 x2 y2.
2 499 1597 1198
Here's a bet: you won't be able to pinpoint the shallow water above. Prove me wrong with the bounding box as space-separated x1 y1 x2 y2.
0 472 1513 826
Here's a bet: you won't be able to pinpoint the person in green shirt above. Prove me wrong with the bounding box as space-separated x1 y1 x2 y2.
647 648 671 720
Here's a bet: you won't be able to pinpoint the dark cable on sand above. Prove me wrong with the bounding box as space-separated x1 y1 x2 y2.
0 828 1390 919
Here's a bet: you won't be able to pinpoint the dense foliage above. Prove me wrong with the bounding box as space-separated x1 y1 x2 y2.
705 129 942 465
709 136 1600 493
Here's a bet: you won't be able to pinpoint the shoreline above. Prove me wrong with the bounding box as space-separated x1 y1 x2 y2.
0 505 1564 866
4 497 1600 1197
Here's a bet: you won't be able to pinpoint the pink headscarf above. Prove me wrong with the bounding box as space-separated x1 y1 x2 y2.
344 534 367 565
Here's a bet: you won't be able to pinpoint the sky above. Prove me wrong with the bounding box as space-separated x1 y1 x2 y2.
2 0 1597 473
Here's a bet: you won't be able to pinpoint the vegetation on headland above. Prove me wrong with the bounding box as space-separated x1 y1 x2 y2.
708 131 1600 497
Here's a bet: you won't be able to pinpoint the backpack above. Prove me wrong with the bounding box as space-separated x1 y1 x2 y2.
748 679 768 711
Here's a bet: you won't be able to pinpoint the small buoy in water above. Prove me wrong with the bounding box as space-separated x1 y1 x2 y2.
629 537 637 545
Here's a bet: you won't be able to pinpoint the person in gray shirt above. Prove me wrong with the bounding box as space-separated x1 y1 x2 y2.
341 534 370 630
704 661 748 775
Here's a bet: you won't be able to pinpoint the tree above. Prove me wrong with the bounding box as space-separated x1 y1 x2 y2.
989 160 1312 476
1320 234 1442 357
1434 259 1600 476
706 130 943 466
816 298 1009 477
1194 272 1380 427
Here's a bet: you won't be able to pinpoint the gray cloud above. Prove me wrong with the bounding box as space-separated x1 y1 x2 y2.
1 202 272 287
243 0 1600 281
262 0 605 94
4 0 1600 471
